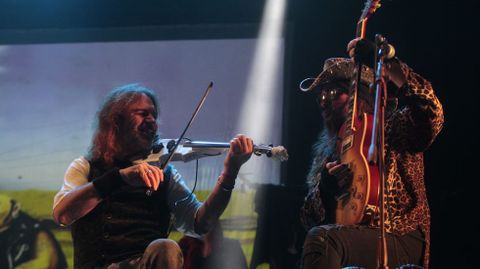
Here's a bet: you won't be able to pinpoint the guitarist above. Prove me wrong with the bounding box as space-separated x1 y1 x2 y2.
300 38 443 269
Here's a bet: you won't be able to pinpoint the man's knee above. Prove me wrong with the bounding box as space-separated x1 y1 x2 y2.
303 226 329 255
302 226 344 269
147 238 182 256
144 238 183 269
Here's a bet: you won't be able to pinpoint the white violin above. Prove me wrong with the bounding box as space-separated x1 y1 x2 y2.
134 139 289 165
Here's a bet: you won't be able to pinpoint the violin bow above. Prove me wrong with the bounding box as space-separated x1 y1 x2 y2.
146 81 213 196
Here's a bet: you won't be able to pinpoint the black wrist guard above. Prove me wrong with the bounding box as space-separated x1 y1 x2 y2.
355 39 376 69
92 168 125 198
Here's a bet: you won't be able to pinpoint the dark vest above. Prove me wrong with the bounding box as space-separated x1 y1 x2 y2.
71 160 172 268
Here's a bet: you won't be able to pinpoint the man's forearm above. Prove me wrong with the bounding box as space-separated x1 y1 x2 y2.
194 173 235 234
53 183 102 226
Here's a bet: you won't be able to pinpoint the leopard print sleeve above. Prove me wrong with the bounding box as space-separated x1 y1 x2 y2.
300 156 327 230
386 62 444 153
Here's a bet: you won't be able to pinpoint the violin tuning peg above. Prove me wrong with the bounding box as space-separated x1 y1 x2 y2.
167 139 176 152
152 143 164 154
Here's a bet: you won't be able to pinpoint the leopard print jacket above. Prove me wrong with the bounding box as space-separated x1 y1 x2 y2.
300 62 444 268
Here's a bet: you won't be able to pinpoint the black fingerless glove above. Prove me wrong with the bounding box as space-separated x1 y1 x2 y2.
319 165 353 199
320 167 340 194
91 168 126 198
354 39 376 69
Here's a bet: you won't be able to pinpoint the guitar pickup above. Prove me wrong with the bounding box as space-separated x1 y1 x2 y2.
341 135 353 153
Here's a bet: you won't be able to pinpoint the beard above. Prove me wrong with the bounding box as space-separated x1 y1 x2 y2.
120 120 158 158
137 121 157 144
322 105 346 135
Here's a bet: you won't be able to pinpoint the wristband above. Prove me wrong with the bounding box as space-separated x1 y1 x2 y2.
218 173 235 191
92 168 126 198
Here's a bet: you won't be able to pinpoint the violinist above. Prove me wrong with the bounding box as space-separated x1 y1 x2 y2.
300 38 443 268
52 83 254 269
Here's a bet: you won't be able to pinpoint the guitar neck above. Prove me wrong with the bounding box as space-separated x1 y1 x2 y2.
356 18 368 39
344 18 370 136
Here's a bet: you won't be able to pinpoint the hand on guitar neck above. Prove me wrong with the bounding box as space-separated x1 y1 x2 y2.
347 38 376 69
348 37 408 88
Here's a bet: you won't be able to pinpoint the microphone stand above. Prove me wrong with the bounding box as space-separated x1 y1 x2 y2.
368 34 392 269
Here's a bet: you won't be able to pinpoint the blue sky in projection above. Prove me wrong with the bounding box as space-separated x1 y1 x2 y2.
0 39 284 190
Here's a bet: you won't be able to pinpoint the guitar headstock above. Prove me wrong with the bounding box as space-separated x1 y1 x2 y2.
357 0 381 38
360 0 381 20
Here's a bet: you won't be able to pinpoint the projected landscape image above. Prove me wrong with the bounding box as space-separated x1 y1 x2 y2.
0 31 284 268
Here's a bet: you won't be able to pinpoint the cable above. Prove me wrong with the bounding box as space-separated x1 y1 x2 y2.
174 158 199 207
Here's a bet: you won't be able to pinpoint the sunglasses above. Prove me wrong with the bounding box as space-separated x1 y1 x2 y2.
316 88 348 108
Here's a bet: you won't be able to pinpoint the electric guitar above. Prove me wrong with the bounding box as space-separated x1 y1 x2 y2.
335 0 381 225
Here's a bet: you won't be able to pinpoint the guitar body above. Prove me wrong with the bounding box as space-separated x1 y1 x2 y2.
335 113 380 225
329 0 381 225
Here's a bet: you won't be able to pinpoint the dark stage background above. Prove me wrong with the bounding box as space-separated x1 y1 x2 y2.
1 0 476 267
